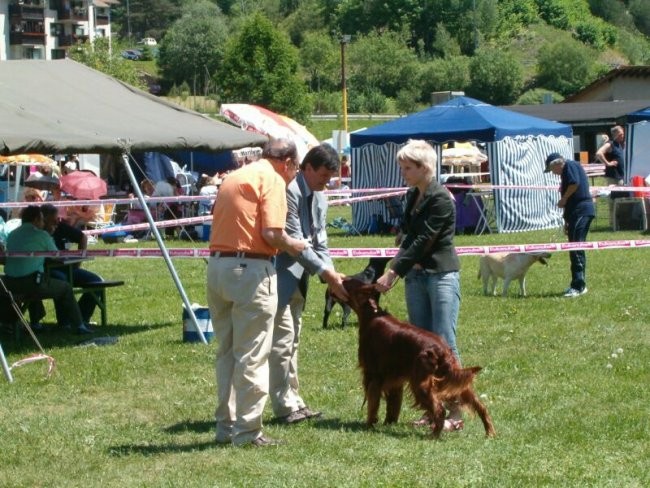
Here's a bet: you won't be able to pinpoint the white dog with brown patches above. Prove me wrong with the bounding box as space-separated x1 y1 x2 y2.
478 252 552 297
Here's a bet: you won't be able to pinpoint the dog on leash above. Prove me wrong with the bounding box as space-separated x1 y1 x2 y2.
322 257 390 328
478 252 552 297
343 277 496 438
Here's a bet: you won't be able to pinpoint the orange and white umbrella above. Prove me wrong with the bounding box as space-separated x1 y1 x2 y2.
220 104 319 161
0 153 56 167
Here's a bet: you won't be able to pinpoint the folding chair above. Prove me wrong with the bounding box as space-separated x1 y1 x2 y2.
86 203 116 231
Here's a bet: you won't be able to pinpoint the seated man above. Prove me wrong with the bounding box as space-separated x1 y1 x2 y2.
2 206 91 334
41 204 103 325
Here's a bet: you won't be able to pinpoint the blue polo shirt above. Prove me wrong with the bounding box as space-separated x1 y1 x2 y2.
561 160 595 219
5 223 58 277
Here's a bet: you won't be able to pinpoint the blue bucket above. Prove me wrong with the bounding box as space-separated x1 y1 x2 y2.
201 223 212 241
182 306 213 343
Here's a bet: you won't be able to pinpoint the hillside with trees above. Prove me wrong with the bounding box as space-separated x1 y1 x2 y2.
94 0 650 123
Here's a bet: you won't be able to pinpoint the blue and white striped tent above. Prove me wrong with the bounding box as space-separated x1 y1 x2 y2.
349 96 574 233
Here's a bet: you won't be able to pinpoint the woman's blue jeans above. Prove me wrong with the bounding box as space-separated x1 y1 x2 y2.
404 269 461 360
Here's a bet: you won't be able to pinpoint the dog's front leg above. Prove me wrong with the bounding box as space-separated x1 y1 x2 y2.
501 277 512 297
322 294 333 328
365 381 382 427
428 399 446 438
341 304 352 328
384 386 403 424
519 277 527 297
489 276 498 296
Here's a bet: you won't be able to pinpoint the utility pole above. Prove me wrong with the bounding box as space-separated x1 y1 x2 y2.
126 0 132 40
340 34 351 133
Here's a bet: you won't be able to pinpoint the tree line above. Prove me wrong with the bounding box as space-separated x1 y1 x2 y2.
74 0 650 123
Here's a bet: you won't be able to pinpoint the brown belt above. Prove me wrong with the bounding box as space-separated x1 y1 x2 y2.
210 251 274 261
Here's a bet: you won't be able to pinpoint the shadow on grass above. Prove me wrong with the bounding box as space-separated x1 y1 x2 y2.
108 440 218 456
307 417 422 439
108 417 429 457
0 321 175 354
164 419 213 434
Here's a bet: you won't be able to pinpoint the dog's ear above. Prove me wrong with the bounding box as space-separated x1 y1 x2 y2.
360 284 380 310
467 366 482 377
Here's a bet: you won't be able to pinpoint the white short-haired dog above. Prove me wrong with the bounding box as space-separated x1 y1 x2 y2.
478 252 552 297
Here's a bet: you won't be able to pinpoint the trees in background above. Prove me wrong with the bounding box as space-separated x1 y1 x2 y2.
94 0 650 114
68 38 146 90
219 13 312 123
111 0 183 41
536 39 596 97
157 0 228 97
467 49 524 105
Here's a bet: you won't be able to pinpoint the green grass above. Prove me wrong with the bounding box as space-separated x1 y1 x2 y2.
308 117 394 142
2 205 649 487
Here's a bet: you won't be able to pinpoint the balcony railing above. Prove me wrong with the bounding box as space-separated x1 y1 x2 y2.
57 34 89 47
9 31 46 45
9 4 45 20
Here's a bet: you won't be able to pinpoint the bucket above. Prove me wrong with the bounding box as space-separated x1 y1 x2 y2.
631 175 645 198
201 223 212 241
182 305 213 342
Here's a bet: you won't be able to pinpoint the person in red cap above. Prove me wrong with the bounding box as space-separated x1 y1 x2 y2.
544 152 595 297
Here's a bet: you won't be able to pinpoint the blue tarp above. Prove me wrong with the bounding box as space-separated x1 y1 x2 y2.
350 96 573 146
128 151 237 184
627 107 650 123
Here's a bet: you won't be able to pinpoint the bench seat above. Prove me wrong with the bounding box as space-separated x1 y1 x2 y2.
1 276 124 330
73 280 125 327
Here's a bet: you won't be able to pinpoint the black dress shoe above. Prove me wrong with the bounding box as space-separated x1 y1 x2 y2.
75 324 95 334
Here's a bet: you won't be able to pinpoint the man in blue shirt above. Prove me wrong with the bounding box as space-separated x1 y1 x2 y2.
2 206 90 333
544 153 595 297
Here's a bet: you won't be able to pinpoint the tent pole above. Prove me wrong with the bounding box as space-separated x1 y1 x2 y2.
1 342 13 383
121 153 208 344
14 165 23 202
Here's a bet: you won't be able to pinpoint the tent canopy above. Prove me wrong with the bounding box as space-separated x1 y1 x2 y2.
0 59 266 155
627 107 650 123
349 96 572 233
0 59 267 345
350 96 572 146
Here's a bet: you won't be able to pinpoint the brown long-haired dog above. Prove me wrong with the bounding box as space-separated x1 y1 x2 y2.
343 278 496 438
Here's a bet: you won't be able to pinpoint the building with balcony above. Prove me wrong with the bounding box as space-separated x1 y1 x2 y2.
0 0 117 60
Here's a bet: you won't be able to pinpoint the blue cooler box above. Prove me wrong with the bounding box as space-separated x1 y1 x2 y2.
182 306 213 342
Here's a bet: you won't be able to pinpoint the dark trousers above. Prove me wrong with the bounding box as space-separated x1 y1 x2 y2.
49 268 102 322
4 274 83 328
567 215 594 291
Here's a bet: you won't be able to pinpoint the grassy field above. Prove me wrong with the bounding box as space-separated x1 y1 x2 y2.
1 204 649 487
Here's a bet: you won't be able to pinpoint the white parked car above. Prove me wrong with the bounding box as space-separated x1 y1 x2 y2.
140 37 157 46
